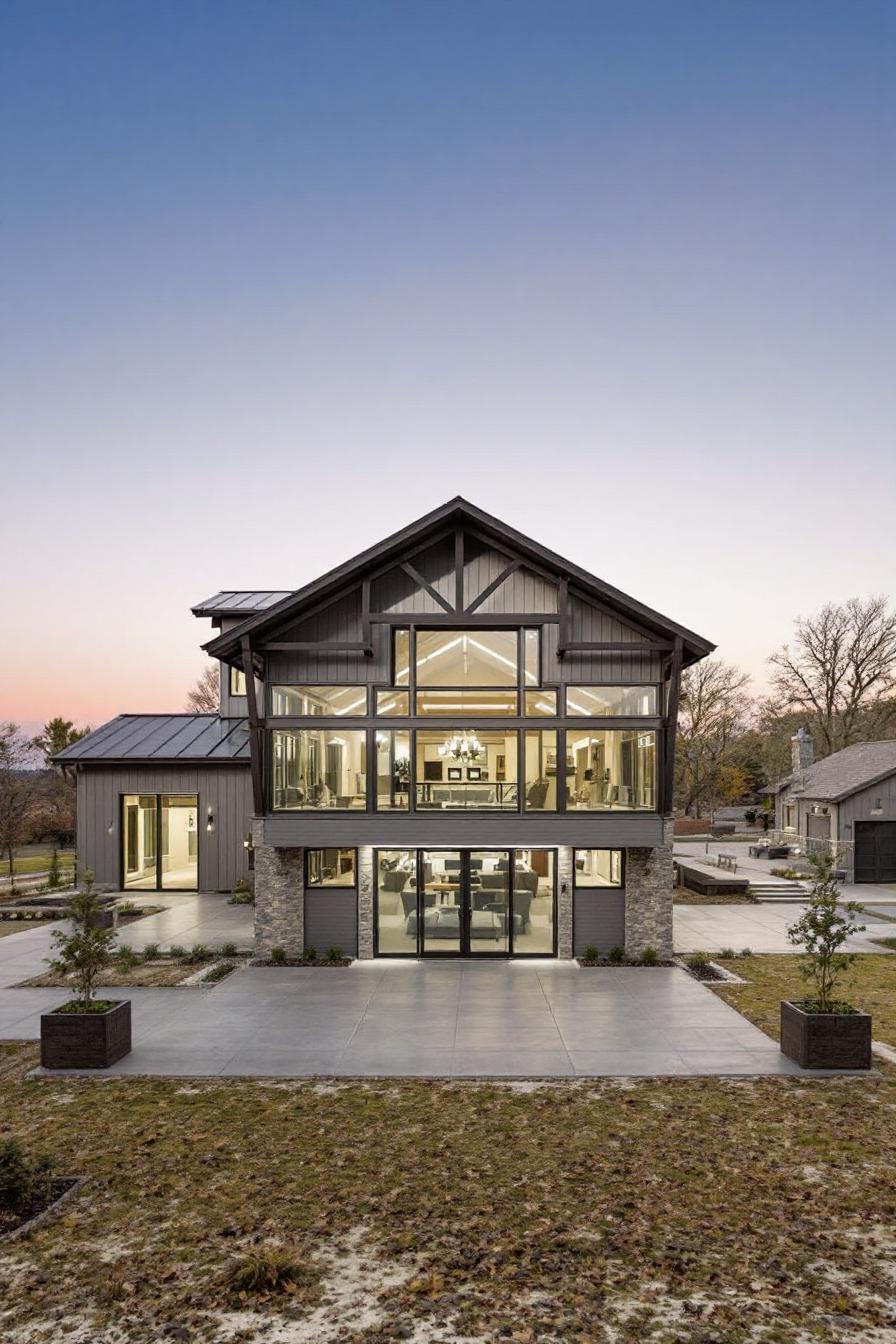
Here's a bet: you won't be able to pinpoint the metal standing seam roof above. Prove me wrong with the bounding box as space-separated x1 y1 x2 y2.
53 715 250 763
780 740 896 802
191 591 292 617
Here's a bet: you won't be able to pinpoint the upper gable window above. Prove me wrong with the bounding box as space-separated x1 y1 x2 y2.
565 686 658 716
415 630 519 687
271 686 368 716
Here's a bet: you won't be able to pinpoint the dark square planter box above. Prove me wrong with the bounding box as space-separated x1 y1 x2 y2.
41 999 131 1070
780 1000 871 1070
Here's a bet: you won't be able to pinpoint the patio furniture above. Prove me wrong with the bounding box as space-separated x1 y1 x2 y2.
717 852 738 872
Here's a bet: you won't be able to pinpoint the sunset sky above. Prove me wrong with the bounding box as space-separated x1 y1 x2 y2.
2 0 894 737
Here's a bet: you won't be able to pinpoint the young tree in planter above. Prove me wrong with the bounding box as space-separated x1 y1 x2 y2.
786 850 865 1012
47 871 117 1012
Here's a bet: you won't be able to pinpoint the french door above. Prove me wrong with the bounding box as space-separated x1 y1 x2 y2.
418 850 540 956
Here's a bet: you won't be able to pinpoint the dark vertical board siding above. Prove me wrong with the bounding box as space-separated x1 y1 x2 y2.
373 567 444 615
304 891 358 956
839 777 896 877
573 890 626 954
76 766 253 891
269 593 390 684
564 595 663 683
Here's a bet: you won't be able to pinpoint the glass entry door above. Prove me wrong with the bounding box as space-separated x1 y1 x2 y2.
419 851 511 956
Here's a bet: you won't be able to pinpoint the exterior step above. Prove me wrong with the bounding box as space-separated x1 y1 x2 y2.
749 880 811 901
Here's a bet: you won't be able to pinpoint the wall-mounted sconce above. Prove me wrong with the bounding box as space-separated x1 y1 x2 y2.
107 819 114 835
243 832 255 852
206 807 215 833
872 798 884 816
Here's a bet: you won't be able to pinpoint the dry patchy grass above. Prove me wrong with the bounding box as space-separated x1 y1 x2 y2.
0 1044 895 1342
713 953 896 1045
20 961 199 989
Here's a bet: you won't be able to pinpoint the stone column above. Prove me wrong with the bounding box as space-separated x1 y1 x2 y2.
252 820 304 958
357 846 374 959
623 820 674 959
557 846 574 959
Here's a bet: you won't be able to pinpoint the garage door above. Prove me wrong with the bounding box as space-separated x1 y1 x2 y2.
854 821 896 884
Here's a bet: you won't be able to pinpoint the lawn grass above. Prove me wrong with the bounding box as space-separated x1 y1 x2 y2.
0 1046 895 1342
712 953 896 1044
2 850 75 878
0 919 56 940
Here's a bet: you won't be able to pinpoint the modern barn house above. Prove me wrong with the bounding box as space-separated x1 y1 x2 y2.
56 498 714 960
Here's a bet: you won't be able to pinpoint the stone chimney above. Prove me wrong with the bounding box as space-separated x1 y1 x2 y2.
791 727 814 780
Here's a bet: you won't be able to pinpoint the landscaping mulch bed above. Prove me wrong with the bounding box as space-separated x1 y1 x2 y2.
673 887 757 906
251 956 353 968
0 1043 895 1342
576 957 674 968
0 1177 83 1244
19 961 202 989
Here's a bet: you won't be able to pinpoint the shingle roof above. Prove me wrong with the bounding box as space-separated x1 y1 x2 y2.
191 591 292 617
783 740 896 802
53 715 250 763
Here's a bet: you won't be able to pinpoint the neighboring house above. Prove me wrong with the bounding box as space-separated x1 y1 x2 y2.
769 728 896 883
56 497 714 959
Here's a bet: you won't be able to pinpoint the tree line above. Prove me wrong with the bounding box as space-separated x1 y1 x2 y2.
676 596 896 817
0 719 87 881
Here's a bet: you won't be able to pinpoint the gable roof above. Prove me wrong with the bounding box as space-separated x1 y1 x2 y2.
53 715 250 764
203 496 715 665
191 591 292 618
780 740 896 802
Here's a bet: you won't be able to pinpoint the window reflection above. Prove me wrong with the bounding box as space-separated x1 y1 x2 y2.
565 730 656 810
272 730 367 809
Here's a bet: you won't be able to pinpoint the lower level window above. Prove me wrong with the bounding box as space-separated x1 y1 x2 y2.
306 849 356 887
272 729 367 809
574 849 623 887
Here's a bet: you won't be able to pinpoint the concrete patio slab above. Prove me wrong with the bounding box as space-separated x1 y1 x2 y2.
674 900 894 953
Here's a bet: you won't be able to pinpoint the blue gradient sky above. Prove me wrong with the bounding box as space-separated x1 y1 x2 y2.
2 0 894 733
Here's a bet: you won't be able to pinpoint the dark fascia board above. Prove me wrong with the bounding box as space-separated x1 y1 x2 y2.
202 496 716 665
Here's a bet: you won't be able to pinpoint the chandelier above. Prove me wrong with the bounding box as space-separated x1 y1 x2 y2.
438 731 482 763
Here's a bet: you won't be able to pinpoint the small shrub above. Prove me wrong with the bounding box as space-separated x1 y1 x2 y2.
740 946 753 958
744 809 757 825
185 943 211 964
169 944 187 960
116 900 138 915
270 947 287 966
203 961 234 984
115 945 141 971
220 941 238 959
0 1140 56 1221
326 946 343 962
720 947 736 960
224 1248 305 1297
142 943 161 961
608 944 625 964
302 946 317 962
581 945 599 962
640 946 659 967
687 951 710 970
228 877 255 906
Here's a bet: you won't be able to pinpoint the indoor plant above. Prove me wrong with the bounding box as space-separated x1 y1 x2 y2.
40 870 132 1069
782 851 870 1069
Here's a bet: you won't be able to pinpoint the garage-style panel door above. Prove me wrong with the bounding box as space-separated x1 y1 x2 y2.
854 821 896 883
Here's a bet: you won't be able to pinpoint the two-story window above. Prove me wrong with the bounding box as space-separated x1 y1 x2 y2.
268 628 659 812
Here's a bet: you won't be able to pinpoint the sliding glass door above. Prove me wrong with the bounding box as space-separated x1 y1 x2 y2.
122 794 198 891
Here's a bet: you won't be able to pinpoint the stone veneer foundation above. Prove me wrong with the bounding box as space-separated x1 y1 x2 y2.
253 831 674 962
623 819 675 959
252 820 304 959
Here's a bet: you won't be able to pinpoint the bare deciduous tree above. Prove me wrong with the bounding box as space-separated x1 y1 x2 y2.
0 723 37 885
185 664 220 713
768 597 896 756
675 660 753 818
